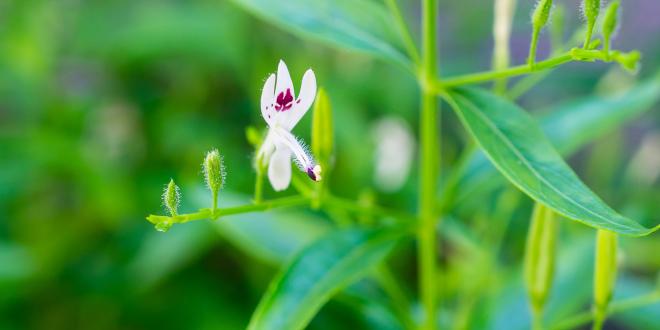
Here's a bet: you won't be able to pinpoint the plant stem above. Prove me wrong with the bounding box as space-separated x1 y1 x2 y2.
254 167 264 203
375 266 417 330
492 0 517 94
549 291 660 330
434 53 573 89
384 0 420 65
146 195 310 224
419 0 439 329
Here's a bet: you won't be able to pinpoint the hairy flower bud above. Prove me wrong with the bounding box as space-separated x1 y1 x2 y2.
162 178 180 217
528 0 554 66
582 0 601 47
602 1 620 58
203 149 226 211
524 203 559 315
532 0 553 31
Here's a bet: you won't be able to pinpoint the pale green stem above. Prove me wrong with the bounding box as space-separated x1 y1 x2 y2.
419 0 439 329
384 0 420 65
254 166 264 203
146 195 310 224
528 27 541 68
550 291 660 330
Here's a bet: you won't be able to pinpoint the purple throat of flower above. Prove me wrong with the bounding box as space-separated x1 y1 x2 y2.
274 88 296 112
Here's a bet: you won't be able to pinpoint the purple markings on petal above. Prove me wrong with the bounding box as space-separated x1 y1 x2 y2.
306 167 317 181
275 88 294 112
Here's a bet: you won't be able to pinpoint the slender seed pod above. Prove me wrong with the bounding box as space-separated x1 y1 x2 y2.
524 203 559 322
582 0 601 47
602 1 621 59
162 178 180 217
311 88 333 209
203 149 226 212
593 229 618 329
311 88 333 167
528 0 554 67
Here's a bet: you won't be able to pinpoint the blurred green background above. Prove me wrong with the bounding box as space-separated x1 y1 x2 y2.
0 0 658 329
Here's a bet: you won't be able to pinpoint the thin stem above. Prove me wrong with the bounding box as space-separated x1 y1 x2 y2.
434 53 573 89
212 191 218 216
550 291 660 330
492 0 517 94
146 195 310 224
254 167 264 203
384 0 420 65
324 194 417 223
527 27 541 68
419 0 439 329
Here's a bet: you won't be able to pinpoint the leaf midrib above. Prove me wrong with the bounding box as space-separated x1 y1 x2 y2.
453 92 633 232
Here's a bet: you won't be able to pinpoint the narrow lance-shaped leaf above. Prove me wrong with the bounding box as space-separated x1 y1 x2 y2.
248 227 406 330
229 0 411 69
452 73 660 207
445 87 659 236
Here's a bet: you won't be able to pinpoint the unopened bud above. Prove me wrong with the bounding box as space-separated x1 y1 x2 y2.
246 126 263 149
162 178 180 217
602 1 620 58
524 203 559 314
582 0 601 47
532 0 553 31
203 149 226 198
593 229 618 319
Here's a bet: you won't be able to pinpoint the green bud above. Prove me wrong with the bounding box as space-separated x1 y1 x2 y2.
582 0 601 47
203 149 226 211
593 229 618 315
311 88 334 167
524 203 559 315
528 0 554 67
162 178 180 217
532 0 553 31
602 1 620 58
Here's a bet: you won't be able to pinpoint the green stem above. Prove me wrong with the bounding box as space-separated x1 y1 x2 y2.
146 195 310 224
384 0 420 65
434 53 573 89
419 0 439 329
254 167 264 203
527 27 541 67
550 291 660 330
324 194 417 223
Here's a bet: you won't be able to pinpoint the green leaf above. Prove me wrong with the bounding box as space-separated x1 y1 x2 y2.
248 227 406 330
453 74 660 207
445 87 659 236
230 0 412 69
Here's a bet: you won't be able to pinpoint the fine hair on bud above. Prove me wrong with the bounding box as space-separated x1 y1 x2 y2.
581 0 601 22
203 149 226 194
162 178 181 217
532 0 553 31
602 1 621 40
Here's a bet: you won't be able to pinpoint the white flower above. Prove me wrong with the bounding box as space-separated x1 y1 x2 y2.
257 60 321 191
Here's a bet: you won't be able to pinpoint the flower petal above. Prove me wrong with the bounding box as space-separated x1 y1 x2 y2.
272 126 321 181
281 69 317 130
260 73 276 125
275 59 295 104
267 145 292 191
257 130 276 166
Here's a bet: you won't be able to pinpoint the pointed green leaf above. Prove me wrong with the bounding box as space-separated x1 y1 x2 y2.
453 74 660 207
230 0 412 69
248 227 406 330
445 87 659 236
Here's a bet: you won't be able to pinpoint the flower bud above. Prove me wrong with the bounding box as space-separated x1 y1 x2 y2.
162 178 180 217
528 0 554 66
203 149 226 209
246 126 263 149
582 0 601 47
311 88 334 168
602 1 620 57
550 4 565 51
614 50 641 73
593 229 618 314
532 0 553 32
524 203 559 315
